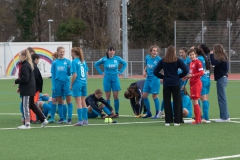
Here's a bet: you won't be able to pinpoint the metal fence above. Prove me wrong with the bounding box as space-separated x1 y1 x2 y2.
174 21 240 73
83 48 167 77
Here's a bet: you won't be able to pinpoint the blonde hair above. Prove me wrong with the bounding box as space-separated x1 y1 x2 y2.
213 44 228 62
21 49 34 70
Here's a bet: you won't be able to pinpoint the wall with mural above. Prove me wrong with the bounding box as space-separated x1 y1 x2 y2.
0 42 72 78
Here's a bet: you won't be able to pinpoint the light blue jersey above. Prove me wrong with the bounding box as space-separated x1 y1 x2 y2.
51 58 71 83
72 58 88 97
72 58 88 85
143 55 161 94
51 58 72 97
198 55 210 95
178 57 191 89
94 56 127 75
145 55 161 80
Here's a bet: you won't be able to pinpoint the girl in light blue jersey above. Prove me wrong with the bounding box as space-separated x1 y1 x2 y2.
178 47 191 94
71 47 89 126
50 47 73 124
94 47 127 116
142 45 162 118
195 48 211 123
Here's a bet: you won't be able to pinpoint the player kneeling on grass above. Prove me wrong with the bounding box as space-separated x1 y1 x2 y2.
124 80 148 117
86 89 118 119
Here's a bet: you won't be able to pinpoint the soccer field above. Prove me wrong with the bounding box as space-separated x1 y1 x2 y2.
0 78 239 160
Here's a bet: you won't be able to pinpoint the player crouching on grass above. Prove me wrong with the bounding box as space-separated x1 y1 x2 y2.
86 89 118 119
124 80 148 117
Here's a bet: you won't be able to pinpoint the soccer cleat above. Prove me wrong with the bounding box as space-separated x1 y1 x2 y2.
152 111 162 119
174 123 180 126
116 113 119 117
142 111 152 118
191 121 201 125
57 119 64 124
202 119 211 124
135 115 141 118
66 119 72 125
141 114 147 117
41 119 49 128
165 123 170 126
101 115 108 119
83 120 89 125
109 114 118 118
74 121 83 126
18 125 30 129
215 118 230 122
48 119 55 123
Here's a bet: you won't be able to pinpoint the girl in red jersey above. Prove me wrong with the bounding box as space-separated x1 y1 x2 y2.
183 48 204 124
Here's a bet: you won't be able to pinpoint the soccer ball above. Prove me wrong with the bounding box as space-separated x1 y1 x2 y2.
104 118 113 123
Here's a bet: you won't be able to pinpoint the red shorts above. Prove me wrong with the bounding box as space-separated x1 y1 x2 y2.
190 82 202 100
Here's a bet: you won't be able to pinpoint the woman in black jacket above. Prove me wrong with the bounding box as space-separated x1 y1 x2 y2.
154 45 188 126
15 50 48 129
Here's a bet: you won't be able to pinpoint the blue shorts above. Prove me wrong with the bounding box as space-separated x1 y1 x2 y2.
72 83 87 97
103 74 121 92
201 77 210 95
54 80 72 97
88 111 98 118
52 92 66 100
143 78 160 94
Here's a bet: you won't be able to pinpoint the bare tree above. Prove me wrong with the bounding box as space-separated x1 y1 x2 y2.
107 0 120 48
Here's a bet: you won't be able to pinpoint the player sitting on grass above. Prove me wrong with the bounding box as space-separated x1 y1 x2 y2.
86 89 118 119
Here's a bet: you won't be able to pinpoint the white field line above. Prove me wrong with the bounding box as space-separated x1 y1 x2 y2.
0 113 240 120
0 120 163 130
198 154 240 160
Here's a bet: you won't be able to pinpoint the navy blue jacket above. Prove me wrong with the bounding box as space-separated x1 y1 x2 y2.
154 58 188 86
210 54 229 81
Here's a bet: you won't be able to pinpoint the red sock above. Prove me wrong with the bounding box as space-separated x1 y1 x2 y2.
194 104 201 122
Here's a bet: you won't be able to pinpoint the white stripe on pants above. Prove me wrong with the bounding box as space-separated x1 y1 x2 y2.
22 96 30 123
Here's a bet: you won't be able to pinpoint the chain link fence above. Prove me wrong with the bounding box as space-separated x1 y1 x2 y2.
175 21 240 73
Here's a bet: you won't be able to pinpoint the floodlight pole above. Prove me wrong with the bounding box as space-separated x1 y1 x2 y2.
122 0 128 78
48 19 53 42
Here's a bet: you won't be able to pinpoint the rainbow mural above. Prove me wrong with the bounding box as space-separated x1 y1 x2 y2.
6 47 53 76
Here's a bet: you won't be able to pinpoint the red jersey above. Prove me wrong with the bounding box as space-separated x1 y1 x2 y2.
189 59 204 86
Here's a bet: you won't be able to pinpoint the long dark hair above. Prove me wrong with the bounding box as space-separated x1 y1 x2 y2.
199 43 210 56
124 84 139 100
106 47 115 58
195 48 210 70
163 45 177 63
213 44 228 62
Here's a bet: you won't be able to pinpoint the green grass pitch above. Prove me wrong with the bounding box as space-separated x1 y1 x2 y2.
0 78 239 160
